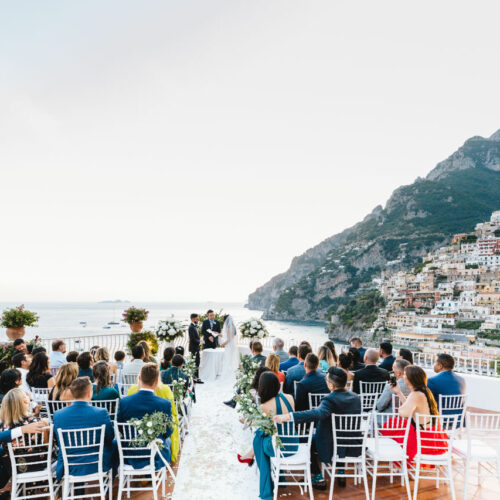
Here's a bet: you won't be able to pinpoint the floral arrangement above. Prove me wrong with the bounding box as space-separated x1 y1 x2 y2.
170 379 187 404
156 316 186 343
0 342 19 372
127 411 174 450
182 354 198 379
234 354 261 394
122 307 149 324
239 317 269 339
126 331 159 355
1 305 39 328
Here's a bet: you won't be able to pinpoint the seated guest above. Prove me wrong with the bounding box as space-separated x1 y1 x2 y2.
284 343 312 394
13 338 27 354
274 367 361 490
397 348 413 364
92 361 120 400
427 353 466 413
122 345 145 378
11 352 32 395
338 352 354 382
348 347 365 371
117 364 173 469
379 341 396 371
317 345 335 371
137 340 157 364
272 337 289 363
114 350 126 370
376 359 410 413
250 341 267 367
0 369 22 404
94 347 118 376
160 347 175 370
77 351 94 382
50 339 67 369
90 345 100 361
323 341 339 366
295 354 329 411
249 367 271 401
161 354 189 385
265 353 285 384
175 346 185 356
350 337 366 361
27 352 55 389
53 377 114 482
31 346 47 356
66 351 79 363
352 348 389 394
279 345 299 372
49 362 78 401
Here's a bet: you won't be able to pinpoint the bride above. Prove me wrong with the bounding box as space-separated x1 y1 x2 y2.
220 315 240 378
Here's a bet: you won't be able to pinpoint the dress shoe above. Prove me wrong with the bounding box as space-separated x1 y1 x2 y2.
195 379 204 384
237 453 254 466
223 399 236 408
337 477 346 487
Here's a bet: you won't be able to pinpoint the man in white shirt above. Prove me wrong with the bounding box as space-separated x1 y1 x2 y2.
11 352 32 394
121 345 145 378
50 339 67 369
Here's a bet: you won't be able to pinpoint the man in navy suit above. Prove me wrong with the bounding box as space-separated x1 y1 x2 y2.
274 367 361 490
188 313 203 382
295 353 329 411
201 309 221 349
352 348 390 393
284 344 312 394
53 377 115 481
117 363 173 469
279 345 299 372
378 341 396 371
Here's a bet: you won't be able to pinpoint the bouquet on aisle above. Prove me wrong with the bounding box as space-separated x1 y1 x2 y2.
128 411 174 450
239 318 269 339
156 316 186 343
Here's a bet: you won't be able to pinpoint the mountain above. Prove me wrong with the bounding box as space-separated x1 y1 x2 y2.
247 129 500 321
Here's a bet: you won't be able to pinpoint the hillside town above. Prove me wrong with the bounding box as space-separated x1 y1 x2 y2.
373 211 500 364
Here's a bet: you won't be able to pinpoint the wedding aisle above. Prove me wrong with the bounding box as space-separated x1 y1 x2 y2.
172 377 259 500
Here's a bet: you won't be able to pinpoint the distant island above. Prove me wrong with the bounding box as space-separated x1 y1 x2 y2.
98 300 131 304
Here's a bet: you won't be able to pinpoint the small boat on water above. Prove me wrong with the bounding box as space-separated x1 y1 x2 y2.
103 325 111 329
108 321 120 325
79 321 87 325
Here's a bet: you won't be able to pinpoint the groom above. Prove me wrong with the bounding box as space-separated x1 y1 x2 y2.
201 309 221 349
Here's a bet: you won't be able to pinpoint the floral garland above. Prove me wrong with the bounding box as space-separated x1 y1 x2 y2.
156 316 186 343
127 411 174 449
239 318 269 339
182 354 198 380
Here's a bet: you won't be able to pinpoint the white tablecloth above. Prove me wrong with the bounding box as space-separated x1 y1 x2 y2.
199 348 225 382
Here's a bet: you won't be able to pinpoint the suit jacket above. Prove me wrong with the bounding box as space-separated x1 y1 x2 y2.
280 356 299 372
251 353 267 367
293 389 362 463
295 370 329 411
379 355 396 371
117 390 173 469
53 401 114 480
188 323 201 353
284 361 305 394
352 364 389 394
274 349 289 363
427 371 466 415
201 319 221 349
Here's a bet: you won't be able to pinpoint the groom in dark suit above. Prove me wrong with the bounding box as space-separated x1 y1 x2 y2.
201 309 221 349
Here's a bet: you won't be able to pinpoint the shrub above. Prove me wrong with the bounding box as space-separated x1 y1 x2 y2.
122 307 149 324
1 305 39 328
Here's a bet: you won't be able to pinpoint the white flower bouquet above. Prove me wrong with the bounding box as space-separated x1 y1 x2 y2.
156 316 186 343
128 411 174 449
239 317 269 339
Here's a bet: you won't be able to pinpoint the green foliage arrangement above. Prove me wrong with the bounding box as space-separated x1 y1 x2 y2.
0 342 18 372
170 379 186 404
1 305 39 328
122 307 149 324
126 331 159 355
183 355 198 379
127 411 174 450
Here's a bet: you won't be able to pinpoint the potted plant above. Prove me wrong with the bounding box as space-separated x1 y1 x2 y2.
122 306 149 333
1 305 39 340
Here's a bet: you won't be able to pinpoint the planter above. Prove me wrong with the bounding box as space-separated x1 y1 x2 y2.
130 322 143 333
6 326 26 340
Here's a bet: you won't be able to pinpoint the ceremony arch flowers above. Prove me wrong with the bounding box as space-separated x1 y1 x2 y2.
239 318 269 339
156 316 186 343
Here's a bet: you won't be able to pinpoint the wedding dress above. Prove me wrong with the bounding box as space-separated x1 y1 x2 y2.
220 315 240 379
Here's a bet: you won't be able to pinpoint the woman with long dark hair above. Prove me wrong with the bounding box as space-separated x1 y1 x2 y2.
92 361 120 400
161 347 175 370
397 348 414 364
27 352 55 389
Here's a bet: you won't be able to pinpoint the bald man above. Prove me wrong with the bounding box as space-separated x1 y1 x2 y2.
352 348 390 394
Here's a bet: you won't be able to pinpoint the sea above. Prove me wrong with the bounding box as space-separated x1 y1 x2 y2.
0 301 331 346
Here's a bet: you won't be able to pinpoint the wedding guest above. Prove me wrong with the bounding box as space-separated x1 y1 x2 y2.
274 367 361 490
114 350 126 370
352 348 389 394
265 353 285 384
11 352 32 395
161 355 189 385
66 351 79 363
397 348 413 364
279 346 299 372
323 341 339 366
117 364 174 469
77 351 94 381
160 347 175 370
250 341 266 367
318 345 335 371
13 338 27 354
379 341 396 371
92 361 120 400
272 338 289 363
0 369 22 404
27 352 55 389
50 339 67 369
348 347 365 371
31 346 47 356
249 367 271 401
137 340 157 364
90 345 100 361
350 337 366 360
94 347 118 376
49 362 78 401
338 353 354 382
376 359 410 413
284 343 312 394
53 377 115 482
122 345 145 378
295 354 329 411
175 346 185 356
188 313 202 381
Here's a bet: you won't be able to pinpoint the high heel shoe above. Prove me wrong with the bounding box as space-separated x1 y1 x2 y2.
237 453 254 466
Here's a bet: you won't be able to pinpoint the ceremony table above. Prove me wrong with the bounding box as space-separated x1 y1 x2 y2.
199 347 225 382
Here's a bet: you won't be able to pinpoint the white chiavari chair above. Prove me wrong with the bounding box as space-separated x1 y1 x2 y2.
308 392 327 410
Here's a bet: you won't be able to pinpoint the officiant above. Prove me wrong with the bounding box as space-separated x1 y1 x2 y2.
201 310 221 349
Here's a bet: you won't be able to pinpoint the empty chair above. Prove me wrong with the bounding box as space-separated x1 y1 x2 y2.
308 392 327 410
90 399 119 421
118 373 138 396
46 400 72 423
359 381 386 412
439 393 467 428
31 387 52 419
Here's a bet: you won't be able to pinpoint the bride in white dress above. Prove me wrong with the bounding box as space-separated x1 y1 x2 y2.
220 315 240 379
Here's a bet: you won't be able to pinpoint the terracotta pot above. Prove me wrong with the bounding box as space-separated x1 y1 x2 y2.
6 326 26 341
130 321 143 333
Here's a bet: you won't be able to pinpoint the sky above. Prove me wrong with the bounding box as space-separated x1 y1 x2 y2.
1 1 500 303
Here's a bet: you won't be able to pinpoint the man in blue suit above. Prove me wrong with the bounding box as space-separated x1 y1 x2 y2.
275 367 361 491
279 345 299 372
284 344 312 394
378 341 396 371
53 377 115 481
295 353 329 411
117 363 173 469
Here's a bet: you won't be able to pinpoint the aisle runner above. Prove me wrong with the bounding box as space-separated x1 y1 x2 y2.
172 379 259 500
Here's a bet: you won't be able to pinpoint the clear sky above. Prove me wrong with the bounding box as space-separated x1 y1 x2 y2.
1 1 499 302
